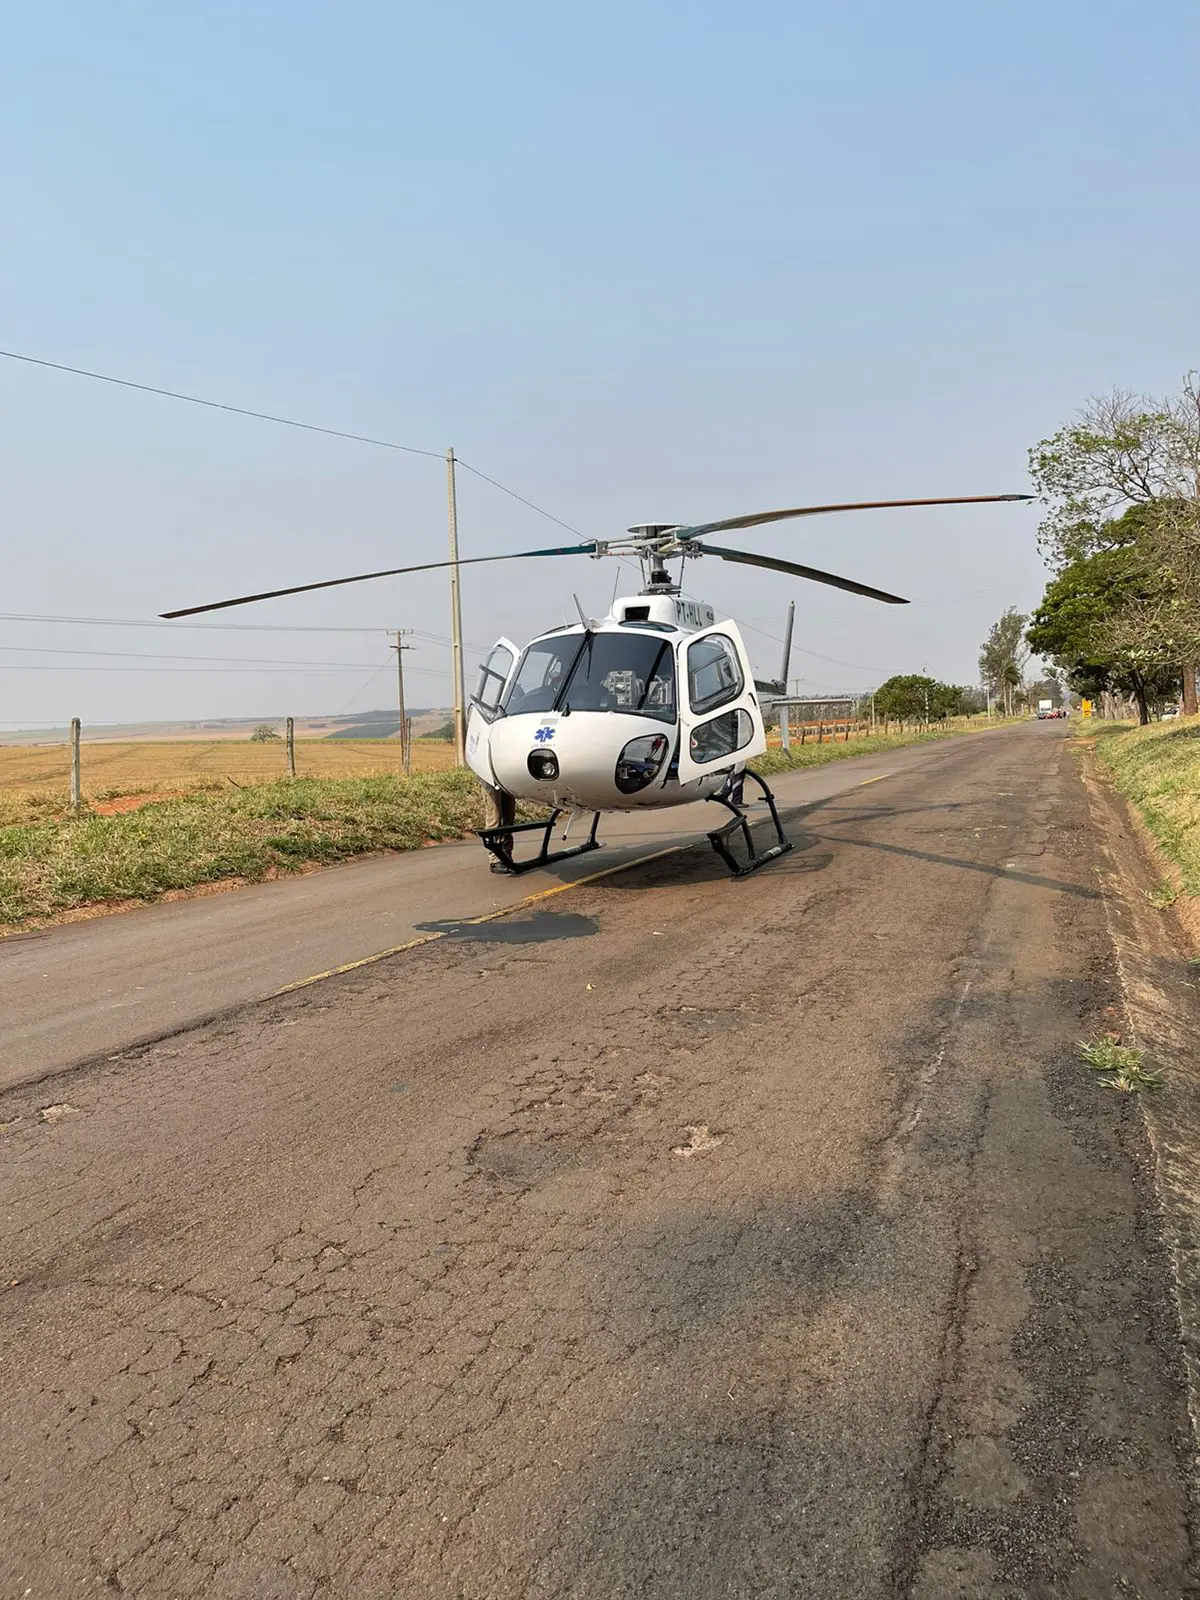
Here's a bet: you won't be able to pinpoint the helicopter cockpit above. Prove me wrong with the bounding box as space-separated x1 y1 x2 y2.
500 629 677 721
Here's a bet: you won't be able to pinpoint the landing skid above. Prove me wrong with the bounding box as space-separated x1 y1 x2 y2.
478 808 602 875
706 768 793 877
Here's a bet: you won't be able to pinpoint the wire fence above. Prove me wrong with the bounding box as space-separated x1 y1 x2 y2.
0 718 459 814
768 711 999 753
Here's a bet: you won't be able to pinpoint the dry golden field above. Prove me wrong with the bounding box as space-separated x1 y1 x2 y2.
0 737 457 802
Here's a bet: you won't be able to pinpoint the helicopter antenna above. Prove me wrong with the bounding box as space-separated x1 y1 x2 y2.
573 593 591 627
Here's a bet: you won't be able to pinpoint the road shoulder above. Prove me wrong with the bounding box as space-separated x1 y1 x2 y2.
1083 745 1200 1523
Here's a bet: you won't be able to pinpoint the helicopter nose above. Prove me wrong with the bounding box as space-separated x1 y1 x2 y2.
490 712 650 805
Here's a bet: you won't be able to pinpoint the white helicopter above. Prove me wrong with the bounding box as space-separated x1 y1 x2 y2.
163 492 1030 877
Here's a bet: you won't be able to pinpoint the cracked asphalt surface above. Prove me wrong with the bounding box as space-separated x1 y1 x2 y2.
1 724 1196 1598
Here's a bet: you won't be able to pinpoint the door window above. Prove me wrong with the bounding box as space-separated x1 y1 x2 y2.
472 643 515 718
689 707 754 765
687 633 744 714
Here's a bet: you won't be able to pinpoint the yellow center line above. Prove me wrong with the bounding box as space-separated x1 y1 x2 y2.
857 773 890 787
267 843 685 999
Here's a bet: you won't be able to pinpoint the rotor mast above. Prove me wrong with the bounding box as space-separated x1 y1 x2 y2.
626 524 691 594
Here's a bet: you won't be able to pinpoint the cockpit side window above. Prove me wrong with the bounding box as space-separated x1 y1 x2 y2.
687 634 743 715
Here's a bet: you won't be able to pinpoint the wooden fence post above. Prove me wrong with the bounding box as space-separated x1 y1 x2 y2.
286 717 296 777
70 718 81 813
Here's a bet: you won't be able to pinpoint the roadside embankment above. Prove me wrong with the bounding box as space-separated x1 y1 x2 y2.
1090 715 1200 936
0 719 1009 928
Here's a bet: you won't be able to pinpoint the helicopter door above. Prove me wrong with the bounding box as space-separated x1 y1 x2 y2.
675 622 767 783
466 637 520 784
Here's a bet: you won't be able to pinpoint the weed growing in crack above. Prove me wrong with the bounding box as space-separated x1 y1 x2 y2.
1145 881 1179 909
1078 1037 1164 1094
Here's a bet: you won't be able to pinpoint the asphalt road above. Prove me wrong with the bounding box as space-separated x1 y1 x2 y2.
6 737 980 1090
1 723 1195 1598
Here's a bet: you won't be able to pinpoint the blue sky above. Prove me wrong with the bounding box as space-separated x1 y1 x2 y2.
3 0 1198 725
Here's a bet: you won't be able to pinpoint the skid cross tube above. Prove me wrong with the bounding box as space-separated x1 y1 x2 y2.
705 768 793 877
478 808 602 875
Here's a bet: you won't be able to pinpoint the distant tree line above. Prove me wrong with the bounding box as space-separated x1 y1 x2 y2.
869 675 981 721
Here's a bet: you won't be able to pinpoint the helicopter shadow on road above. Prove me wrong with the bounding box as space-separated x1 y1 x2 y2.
412 909 600 943
765 793 1103 902
554 821 837 891
808 822 1101 900
491 788 1060 899
505 787 1098 900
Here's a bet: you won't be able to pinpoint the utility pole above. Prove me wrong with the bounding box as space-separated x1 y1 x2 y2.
446 447 467 766
391 630 412 773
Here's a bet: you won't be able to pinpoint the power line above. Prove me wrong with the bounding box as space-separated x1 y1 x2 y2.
0 610 395 634
0 612 493 654
455 459 587 538
333 659 395 719
0 644 397 668
0 659 457 677
0 664 395 675
735 617 885 676
0 350 443 459
0 350 587 538
792 647 883 675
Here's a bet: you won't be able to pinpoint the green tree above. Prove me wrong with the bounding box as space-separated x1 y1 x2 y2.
1026 671 1064 708
1029 377 1200 712
978 608 1029 715
1025 546 1177 724
1098 500 1200 675
249 725 280 742
872 674 970 721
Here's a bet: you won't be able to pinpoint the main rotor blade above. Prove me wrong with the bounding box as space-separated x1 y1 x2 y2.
160 543 598 618
698 542 909 604
675 493 1031 540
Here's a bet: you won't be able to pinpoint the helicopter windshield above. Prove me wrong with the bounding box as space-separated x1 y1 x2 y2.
503 631 675 723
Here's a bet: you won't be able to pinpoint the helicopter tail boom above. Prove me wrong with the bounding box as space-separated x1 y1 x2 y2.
753 600 796 698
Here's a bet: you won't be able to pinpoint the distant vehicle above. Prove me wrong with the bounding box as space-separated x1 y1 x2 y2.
1036 699 1055 719
1161 705 1180 720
